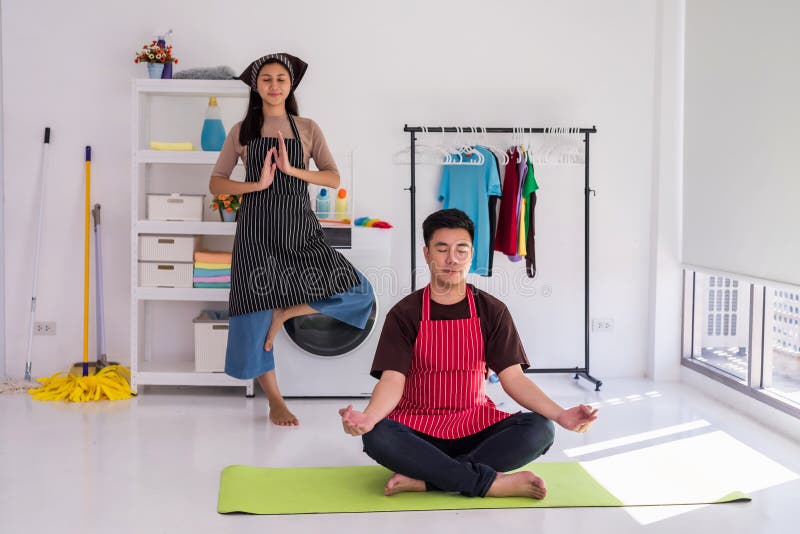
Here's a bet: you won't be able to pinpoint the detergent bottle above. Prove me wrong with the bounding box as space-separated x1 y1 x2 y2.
155 29 173 78
200 96 226 151
315 188 331 219
335 188 348 220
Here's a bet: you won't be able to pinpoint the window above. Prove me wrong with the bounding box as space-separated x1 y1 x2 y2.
764 288 800 405
682 270 800 418
686 273 750 382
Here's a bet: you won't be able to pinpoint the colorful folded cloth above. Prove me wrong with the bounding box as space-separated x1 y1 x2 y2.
354 216 393 229
195 261 232 270
194 250 233 264
193 268 231 277
193 275 231 283
193 282 231 288
150 141 194 151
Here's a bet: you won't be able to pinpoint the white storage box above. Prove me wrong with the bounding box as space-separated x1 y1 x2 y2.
138 261 193 288
193 310 229 372
147 193 204 221
139 235 200 262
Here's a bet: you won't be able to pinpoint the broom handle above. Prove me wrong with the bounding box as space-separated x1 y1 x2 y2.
24 128 50 381
83 147 91 377
92 204 106 364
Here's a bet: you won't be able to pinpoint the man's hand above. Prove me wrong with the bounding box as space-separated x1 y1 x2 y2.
338 404 377 436
556 404 599 433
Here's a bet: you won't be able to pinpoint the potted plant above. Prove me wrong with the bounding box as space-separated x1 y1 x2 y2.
134 41 178 79
210 194 241 222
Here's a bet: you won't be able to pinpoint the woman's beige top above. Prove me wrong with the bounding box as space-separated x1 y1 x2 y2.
211 115 338 178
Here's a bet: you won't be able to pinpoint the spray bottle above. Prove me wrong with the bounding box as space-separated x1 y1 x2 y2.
155 29 174 79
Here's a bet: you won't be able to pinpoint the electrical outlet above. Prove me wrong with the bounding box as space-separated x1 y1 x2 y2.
592 318 614 332
34 321 56 335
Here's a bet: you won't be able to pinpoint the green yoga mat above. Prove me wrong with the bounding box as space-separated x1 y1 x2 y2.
217 463 750 514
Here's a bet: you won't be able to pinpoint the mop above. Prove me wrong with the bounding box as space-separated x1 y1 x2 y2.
0 128 51 394
29 147 133 402
92 204 119 369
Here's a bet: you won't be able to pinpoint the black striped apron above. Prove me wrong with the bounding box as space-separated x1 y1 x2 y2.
228 115 360 316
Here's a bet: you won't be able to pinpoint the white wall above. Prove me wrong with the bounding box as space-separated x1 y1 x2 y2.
646 0 684 381
2 0 660 380
0 1 5 378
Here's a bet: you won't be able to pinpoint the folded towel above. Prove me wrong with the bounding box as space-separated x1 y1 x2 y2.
354 216 393 229
193 275 231 283
194 250 233 264
193 268 231 278
150 141 194 151
195 261 232 270
173 66 236 80
194 282 231 288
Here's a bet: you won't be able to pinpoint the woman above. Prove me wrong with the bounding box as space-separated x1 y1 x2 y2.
210 53 373 426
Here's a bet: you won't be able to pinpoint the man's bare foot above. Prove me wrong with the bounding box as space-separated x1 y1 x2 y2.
384 473 426 496
269 401 299 426
486 471 547 499
264 308 286 351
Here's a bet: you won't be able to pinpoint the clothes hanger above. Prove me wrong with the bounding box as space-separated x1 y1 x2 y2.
444 127 482 166
541 127 551 165
441 127 463 166
476 126 503 166
439 126 459 165
480 126 508 166
468 127 485 165
392 126 447 165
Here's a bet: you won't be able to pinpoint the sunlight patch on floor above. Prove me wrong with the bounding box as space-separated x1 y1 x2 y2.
563 420 712 458
580 430 799 525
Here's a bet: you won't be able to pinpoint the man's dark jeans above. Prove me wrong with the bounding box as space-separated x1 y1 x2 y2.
362 412 555 497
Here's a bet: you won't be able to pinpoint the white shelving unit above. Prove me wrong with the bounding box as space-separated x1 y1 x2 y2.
131 79 253 396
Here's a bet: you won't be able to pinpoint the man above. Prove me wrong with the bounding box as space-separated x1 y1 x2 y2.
339 209 598 499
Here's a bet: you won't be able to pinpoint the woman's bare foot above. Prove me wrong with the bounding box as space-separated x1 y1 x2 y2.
264 308 286 351
269 401 299 426
487 471 547 499
384 473 426 496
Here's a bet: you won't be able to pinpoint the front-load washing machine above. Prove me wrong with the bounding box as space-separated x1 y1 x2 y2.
274 226 392 397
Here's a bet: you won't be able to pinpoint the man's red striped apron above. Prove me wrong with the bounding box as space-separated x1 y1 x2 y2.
386 285 512 438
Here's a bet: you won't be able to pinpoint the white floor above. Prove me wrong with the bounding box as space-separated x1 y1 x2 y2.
1 375 798 534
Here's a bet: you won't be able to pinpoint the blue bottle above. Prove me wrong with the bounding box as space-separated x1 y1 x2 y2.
201 96 225 151
315 188 331 219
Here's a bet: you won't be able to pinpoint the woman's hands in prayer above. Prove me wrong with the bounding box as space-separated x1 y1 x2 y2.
556 404 599 433
258 147 277 190
275 130 295 176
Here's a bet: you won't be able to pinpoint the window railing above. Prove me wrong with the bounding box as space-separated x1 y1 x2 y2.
682 269 800 419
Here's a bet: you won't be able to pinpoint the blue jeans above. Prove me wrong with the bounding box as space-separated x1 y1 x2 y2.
362 412 555 497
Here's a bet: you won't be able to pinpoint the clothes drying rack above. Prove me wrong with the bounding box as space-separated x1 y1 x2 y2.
402 125 602 390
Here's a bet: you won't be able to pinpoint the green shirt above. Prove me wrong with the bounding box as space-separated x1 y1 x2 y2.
522 152 539 239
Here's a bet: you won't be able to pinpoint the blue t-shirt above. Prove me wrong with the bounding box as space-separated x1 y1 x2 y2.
438 146 502 276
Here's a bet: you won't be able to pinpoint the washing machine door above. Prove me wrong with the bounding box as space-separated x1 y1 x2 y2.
283 301 378 357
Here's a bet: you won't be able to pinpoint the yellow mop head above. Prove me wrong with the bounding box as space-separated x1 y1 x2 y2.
29 365 134 402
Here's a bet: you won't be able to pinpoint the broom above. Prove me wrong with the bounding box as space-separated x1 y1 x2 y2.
0 128 51 394
29 146 133 402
